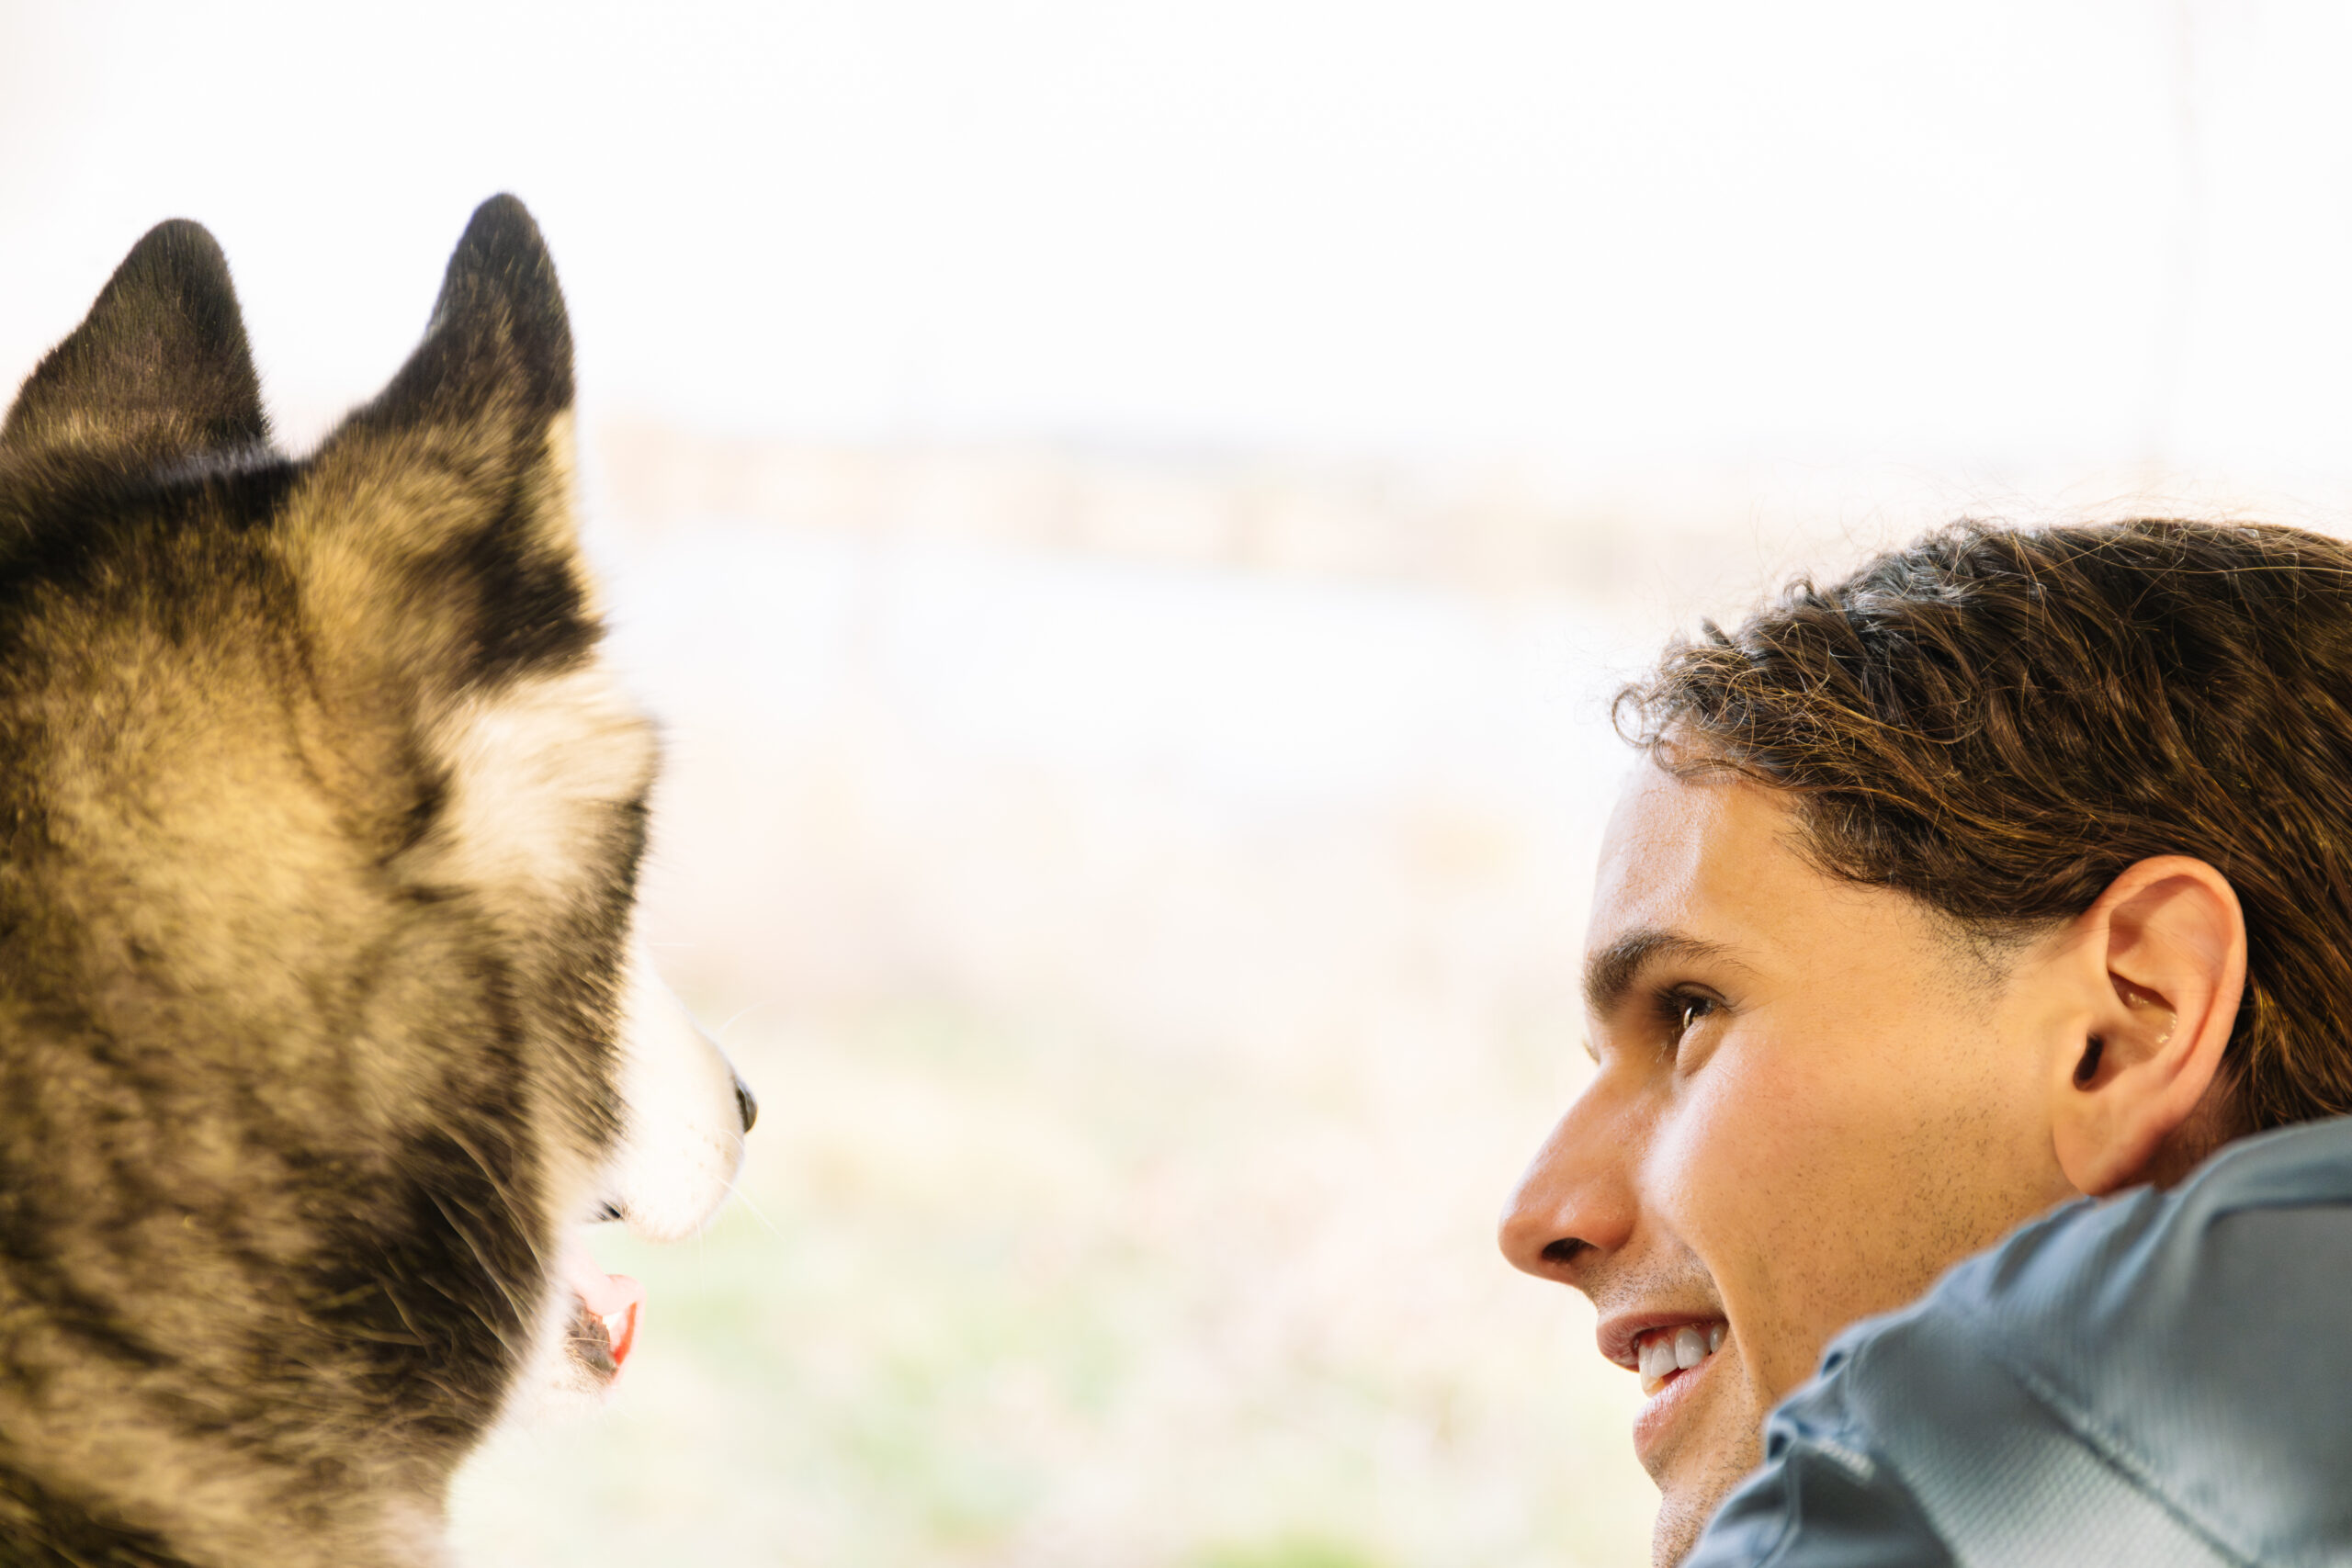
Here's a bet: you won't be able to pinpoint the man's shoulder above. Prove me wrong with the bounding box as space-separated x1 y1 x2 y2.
1690 1116 2352 1568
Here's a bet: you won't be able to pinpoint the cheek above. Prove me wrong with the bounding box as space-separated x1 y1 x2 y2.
1645 1043 1832 1393
1643 1019 2007 1402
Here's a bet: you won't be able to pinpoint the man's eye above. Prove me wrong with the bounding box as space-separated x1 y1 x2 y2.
1640 987 1724 1061
1667 991 1718 1041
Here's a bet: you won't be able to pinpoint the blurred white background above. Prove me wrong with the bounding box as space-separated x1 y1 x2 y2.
6 3 2351 1563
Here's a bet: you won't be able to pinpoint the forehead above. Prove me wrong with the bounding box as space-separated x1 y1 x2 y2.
1589 760 1853 968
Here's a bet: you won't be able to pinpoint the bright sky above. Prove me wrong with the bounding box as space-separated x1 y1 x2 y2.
4 1 2349 482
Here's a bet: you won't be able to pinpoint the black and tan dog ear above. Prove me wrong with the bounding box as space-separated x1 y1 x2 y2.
285 196 596 709
0 220 269 465
299 193 582 568
348 192 574 441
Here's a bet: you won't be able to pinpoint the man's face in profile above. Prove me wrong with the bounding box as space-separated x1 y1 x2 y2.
1500 761 2080 1565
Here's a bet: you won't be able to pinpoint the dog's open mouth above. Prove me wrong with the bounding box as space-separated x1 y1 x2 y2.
560 1236 645 1384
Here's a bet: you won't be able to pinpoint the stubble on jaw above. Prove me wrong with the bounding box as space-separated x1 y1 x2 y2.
1577 1247 1767 1568
1640 1330 1769 1568
1636 1125 2041 1566
1650 1431 1763 1567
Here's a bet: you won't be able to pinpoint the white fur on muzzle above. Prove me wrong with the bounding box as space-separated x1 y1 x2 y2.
504 942 752 1420
607 942 751 1243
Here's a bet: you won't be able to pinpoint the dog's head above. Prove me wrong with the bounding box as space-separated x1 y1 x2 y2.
0 198 748 1565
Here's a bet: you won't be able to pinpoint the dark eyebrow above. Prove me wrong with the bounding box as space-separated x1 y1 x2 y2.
1581 928 1747 1019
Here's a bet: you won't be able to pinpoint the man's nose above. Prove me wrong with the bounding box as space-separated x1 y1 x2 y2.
1498 1081 1640 1284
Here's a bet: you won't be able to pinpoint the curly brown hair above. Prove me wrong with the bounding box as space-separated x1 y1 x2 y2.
1616 518 2352 1132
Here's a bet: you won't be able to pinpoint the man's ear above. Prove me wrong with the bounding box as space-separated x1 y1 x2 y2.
278 195 593 712
0 220 268 467
2050 855 2246 1194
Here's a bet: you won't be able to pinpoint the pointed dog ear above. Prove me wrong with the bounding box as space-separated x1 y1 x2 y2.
1 220 269 465
284 196 598 710
347 192 574 443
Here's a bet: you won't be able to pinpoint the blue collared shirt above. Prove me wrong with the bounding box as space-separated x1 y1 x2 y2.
1685 1116 2352 1568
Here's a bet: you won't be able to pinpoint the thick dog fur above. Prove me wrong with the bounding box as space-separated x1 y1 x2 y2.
0 198 751 1567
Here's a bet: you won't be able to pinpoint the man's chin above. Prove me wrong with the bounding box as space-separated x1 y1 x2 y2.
1642 1389 1766 1566
1655 1451 1767 1566
1653 1481 1729 1568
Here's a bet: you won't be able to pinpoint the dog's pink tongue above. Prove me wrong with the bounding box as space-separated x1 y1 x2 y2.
561 1237 645 1374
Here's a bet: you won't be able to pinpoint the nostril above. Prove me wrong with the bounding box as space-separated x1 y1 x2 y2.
733 1077 758 1135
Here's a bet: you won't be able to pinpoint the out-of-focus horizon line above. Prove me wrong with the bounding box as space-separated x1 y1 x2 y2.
579 417 2352 615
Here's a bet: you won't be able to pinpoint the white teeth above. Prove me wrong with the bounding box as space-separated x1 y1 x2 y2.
1634 1323 1728 1394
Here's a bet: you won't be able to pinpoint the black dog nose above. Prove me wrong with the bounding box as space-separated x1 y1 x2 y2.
733 1076 758 1135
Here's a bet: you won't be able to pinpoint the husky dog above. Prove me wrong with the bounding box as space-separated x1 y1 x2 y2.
0 197 753 1566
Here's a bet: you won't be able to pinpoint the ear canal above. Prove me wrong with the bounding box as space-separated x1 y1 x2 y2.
2075 1035 2106 1088
0 220 268 464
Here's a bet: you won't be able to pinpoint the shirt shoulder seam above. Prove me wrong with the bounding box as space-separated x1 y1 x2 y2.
1940 1304 2261 1568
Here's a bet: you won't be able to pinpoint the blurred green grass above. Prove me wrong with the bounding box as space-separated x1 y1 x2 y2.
449 998 1650 1566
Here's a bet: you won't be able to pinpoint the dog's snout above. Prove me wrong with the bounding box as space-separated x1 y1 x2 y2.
733 1076 758 1135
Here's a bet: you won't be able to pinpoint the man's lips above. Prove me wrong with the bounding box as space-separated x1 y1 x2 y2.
1634 1320 1727 1394
1597 1309 1725 1371
1630 1333 1724 1465
1599 1311 1734 1468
